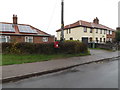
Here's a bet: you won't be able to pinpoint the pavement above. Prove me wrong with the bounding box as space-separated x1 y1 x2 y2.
3 60 118 88
1 49 120 83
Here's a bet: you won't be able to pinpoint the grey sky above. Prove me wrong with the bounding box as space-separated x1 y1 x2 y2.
0 0 119 36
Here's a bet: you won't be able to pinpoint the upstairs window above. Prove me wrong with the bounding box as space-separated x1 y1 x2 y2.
66 29 71 34
90 28 92 33
69 29 71 33
25 36 33 43
66 29 68 34
100 30 102 34
96 29 98 33
0 36 10 43
110 31 112 35
84 27 87 32
107 30 109 34
104 30 106 34
43 37 48 42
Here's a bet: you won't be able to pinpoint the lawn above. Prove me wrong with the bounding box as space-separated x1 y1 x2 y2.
1 52 90 66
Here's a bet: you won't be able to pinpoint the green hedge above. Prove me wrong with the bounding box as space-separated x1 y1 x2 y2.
1 41 88 54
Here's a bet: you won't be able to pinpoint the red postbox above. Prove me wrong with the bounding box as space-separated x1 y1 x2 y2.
54 41 59 48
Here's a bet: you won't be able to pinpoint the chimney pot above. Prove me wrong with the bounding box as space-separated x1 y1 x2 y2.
93 17 99 24
13 14 18 24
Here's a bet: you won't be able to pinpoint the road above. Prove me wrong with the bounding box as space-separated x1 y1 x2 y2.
2 60 118 88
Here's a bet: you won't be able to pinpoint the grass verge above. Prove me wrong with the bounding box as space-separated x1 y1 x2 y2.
89 48 113 52
1 52 90 66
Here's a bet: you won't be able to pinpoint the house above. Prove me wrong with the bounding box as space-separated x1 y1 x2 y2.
0 15 55 43
56 17 115 43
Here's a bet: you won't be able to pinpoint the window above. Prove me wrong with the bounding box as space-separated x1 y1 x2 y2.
25 36 33 43
70 37 73 40
96 29 98 33
90 29 92 33
96 37 98 43
43 37 48 42
107 30 109 34
84 27 87 32
89 37 93 42
104 38 106 42
100 38 102 42
66 30 68 34
66 29 71 34
107 30 112 35
104 30 106 34
110 31 112 35
100 30 102 34
69 29 71 33
110 38 112 41
0 36 10 43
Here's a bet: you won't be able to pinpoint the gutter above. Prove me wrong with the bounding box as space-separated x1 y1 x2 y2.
0 33 52 37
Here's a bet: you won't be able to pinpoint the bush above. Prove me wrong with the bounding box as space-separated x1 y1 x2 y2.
1 43 13 54
2 41 88 54
115 30 120 43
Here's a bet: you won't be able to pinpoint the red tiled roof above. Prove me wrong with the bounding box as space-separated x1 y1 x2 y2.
56 20 115 32
0 22 51 36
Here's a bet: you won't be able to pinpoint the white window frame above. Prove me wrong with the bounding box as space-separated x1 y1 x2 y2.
100 30 102 34
66 29 68 34
110 31 112 35
25 36 33 43
84 27 87 32
69 29 71 33
104 30 106 34
42 37 48 42
96 29 98 33
90 28 92 33
0 36 10 43
110 38 112 41
107 30 109 34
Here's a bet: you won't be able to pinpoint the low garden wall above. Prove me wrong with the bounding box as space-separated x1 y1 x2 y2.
89 43 119 50
1 41 88 54
96 44 113 50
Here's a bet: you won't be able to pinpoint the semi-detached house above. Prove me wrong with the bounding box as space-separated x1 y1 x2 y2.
56 17 115 43
0 15 55 43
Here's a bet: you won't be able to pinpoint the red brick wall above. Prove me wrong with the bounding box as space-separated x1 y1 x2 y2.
2 35 55 43
107 31 115 39
34 36 55 43
10 36 25 43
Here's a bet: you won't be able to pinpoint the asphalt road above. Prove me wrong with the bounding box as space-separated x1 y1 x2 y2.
2 60 118 88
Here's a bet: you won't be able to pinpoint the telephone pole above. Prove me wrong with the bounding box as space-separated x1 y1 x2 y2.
60 0 64 42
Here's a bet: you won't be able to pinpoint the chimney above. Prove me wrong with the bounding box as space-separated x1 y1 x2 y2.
117 27 120 31
13 14 18 24
93 17 99 24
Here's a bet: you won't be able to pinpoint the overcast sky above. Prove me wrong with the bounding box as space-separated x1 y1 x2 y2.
0 0 119 36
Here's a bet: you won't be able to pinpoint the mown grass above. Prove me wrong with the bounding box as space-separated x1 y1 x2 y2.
1 52 90 66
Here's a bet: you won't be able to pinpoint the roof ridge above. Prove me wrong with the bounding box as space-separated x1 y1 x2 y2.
0 22 31 26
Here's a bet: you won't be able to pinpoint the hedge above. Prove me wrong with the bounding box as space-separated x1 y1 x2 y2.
1 41 88 54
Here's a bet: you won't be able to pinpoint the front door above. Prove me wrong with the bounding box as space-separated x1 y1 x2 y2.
82 37 88 46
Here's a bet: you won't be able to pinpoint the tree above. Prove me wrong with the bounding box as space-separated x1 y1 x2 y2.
115 29 120 43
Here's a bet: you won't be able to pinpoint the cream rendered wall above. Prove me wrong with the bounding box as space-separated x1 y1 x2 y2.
93 29 107 43
57 31 61 40
57 27 107 43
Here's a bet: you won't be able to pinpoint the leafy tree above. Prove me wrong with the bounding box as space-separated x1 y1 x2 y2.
115 29 120 43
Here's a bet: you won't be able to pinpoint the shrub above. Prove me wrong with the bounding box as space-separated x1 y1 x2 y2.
2 43 12 54
2 41 88 54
